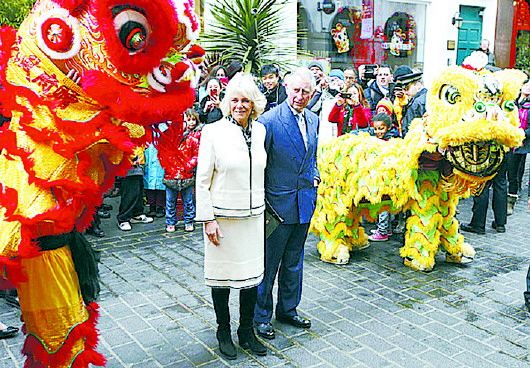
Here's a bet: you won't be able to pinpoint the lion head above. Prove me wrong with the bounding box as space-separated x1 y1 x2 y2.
425 63 525 178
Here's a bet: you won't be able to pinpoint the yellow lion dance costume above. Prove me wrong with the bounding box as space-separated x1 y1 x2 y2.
312 64 526 272
0 0 202 366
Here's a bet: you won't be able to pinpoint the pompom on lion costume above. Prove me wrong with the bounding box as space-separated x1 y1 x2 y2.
0 0 202 366
311 59 526 272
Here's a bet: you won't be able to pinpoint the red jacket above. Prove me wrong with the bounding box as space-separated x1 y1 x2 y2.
159 127 201 181
328 103 372 135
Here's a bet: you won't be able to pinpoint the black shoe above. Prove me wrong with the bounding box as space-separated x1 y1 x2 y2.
100 203 113 211
97 209 111 219
0 326 18 339
491 221 506 233
255 322 275 339
276 314 311 329
86 227 105 238
238 328 267 356
460 224 485 235
216 329 237 360
5 295 20 309
155 207 165 218
147 206 157 217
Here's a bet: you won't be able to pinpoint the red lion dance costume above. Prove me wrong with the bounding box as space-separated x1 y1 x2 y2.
0 0 203 366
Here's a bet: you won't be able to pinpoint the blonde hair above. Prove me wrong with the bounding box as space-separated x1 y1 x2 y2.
220 72 266 121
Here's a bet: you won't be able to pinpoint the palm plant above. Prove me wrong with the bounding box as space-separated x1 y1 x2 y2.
0 0 36 28
201 0 294 75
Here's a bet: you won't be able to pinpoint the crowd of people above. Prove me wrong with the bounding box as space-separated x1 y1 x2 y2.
3 51 527 355
81 56 530 357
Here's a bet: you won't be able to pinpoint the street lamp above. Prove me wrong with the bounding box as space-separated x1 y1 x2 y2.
452 12 464 29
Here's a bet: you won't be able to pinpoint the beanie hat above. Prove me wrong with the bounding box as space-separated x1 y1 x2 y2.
376 98 394 115
308 60 324 71
329 69 345 81
393 65 422 85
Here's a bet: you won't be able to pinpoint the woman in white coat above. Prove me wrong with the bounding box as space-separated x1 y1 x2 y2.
195 73 267 359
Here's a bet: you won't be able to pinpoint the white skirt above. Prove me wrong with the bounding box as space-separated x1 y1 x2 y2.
204 214 264 289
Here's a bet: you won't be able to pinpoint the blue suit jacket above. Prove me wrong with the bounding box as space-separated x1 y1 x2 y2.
258 101 319 224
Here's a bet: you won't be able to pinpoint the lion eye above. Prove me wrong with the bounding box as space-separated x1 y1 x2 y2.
439 84 461 104
474 101 486 113
502 100 516 112
113 8 151 53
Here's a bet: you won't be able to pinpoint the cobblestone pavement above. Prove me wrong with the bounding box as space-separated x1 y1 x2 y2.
2 187 529 367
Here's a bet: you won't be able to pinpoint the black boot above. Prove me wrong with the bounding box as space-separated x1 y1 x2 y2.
212 288 237 360
216 328 237 360
237 327 267 356
238 287 267 356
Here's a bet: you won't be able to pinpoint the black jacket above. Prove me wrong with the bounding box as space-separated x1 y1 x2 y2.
401 88 427 136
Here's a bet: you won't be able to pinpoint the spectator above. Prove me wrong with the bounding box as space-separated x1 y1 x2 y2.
144 126 167 218
195 73 268 359
254 67 319 340
328 83 372 135
260 64 287 112
376 98 399 136
365 64 393 114
117 147 154 231
210 65 229 89
507 74 530 215
394 66 426 136
343 68 358 90
307 60 333 115
368 113 398 242
225 60 244 80
461 157 508 234
199 78 223 124
328 69 345 96
164 110 201 233
476 39 496 67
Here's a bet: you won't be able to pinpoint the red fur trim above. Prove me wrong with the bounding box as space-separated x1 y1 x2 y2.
186 44 205 60
82 70 195 124
157 118 184 178
22 302 106 367
91 0 178 75
171 62 189 81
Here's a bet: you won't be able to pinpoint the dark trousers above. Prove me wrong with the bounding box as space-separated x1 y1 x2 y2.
211 287 257 331
507 152 527 195
469 159 507 228
117 175 144 223
254 223 309 323
145 189 166 209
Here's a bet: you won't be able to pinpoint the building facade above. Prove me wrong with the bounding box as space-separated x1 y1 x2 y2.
201 0 517 85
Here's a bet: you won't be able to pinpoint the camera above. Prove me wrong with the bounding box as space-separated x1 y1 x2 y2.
363 64 378 80
339 92 352 99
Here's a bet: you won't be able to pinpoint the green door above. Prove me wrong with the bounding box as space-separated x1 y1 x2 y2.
456 6 484 65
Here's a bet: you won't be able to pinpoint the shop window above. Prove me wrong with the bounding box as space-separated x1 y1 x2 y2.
297 0 426 71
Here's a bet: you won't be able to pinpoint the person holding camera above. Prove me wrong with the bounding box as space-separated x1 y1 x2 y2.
328 83 372 136
364 64 393 115
393 66 426 137
199 77 224 124
307 61 334 116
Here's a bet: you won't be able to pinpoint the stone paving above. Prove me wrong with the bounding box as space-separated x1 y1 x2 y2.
1 187 529 367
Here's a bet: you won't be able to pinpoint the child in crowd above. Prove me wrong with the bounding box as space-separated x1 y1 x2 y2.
368 113 398 242
144 126 167 218
328 83 372 136
163 109 201 232
376 98 400 137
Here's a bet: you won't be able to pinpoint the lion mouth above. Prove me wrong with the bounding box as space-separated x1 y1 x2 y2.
445 141 505 177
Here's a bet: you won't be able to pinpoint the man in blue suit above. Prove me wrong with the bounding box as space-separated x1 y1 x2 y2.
254 67 319 339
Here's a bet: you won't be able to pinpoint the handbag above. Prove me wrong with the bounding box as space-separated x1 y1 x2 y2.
265 199 283 239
